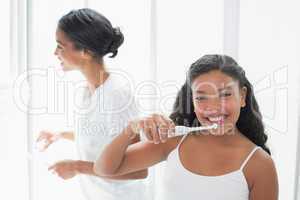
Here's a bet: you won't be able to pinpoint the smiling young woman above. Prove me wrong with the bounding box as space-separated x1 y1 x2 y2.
94 54 278 200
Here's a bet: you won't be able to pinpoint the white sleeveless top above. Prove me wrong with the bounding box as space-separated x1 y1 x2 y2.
161 134 260 200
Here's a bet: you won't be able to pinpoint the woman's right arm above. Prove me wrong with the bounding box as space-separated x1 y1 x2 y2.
59 131 75 141
94 115 178 176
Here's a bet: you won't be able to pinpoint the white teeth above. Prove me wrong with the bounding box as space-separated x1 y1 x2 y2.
208 116 224 122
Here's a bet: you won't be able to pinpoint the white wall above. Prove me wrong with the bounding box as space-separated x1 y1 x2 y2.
156 0 224 114
239 1 300 199
0 1 28 199
29 1 86 200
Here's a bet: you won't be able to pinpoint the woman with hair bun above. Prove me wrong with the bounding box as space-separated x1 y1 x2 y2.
36 8 147 200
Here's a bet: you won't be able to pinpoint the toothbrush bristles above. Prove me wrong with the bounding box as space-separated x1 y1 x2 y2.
211 123 218 129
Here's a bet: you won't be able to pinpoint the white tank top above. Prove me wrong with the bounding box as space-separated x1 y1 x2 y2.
161 134 260 200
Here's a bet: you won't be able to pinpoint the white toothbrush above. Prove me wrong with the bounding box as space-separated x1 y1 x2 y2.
171 123 218 137
131 122 218 140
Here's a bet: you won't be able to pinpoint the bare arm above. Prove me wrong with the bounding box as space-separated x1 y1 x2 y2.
75 160 148 180
94 127 168 176
79 130 149 180
249 151 279 200
48 132 149 180
59 131 75 141
94 116 178 177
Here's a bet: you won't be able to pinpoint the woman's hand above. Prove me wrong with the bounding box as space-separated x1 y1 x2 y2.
36 130 61 151
48 160 79 180
130 114 176 144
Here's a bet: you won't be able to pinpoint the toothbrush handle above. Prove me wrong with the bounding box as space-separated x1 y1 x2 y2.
130 122 204 140
139 130 148 141
134 124 218 142
129 121 147 141
130 121 176 140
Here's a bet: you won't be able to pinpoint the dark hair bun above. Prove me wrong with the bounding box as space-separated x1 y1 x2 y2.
58 8 124 60
107 27 124 58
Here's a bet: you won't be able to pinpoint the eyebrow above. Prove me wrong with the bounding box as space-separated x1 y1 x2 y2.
196 86 234 94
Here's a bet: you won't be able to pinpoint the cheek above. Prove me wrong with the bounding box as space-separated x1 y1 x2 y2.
61 53 77 65
69 51 83 63
193 100 231 115
193 100 239 123
193 101 202 115
193 103 205 115
57 51 67 61
224 100 242 121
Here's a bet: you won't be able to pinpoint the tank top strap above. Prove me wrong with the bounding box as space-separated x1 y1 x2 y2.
176 134 189 149
240 146 261 170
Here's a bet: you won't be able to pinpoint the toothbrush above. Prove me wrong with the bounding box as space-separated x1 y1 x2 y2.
171 123 218 137
131 122 218 139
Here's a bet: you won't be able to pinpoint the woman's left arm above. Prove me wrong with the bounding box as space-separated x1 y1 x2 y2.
48 135 148 180
76 135 148 180
249 152 279 200
75 160 148 180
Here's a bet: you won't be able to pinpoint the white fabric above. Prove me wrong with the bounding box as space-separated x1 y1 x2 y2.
160 134 260 200
74 73 147 200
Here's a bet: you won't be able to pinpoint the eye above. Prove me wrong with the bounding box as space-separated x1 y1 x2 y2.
220 92 232 98
195 96 208 101
57 44 63 49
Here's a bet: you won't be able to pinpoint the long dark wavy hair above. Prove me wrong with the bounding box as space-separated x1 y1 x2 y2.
169 54 270 154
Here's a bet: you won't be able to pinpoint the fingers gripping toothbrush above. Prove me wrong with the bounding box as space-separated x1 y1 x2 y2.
171 124 218 136
130 121 218 139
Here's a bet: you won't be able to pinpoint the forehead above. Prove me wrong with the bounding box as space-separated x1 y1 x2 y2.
191 70 238 91
56 29 72 45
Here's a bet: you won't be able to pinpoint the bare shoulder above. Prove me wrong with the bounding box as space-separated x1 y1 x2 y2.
248 148 277 176
244 148 277 184
244 148 278 199
150 136 184 160
254 148 275 164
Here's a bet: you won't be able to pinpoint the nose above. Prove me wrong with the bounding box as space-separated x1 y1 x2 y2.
54 47 58 56
203 98 223 115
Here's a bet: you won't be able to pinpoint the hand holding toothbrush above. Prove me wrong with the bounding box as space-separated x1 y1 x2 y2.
128 114 218 144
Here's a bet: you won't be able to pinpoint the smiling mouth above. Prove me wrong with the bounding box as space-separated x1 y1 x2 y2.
205 115 227 125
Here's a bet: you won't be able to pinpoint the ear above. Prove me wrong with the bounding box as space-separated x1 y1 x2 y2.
80 49 93 60
240 86 247 108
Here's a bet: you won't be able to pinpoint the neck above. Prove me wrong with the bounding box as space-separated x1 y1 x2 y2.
79 59 109 93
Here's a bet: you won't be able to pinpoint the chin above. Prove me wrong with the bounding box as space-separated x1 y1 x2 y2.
62 67 72 72
61 64 74 72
